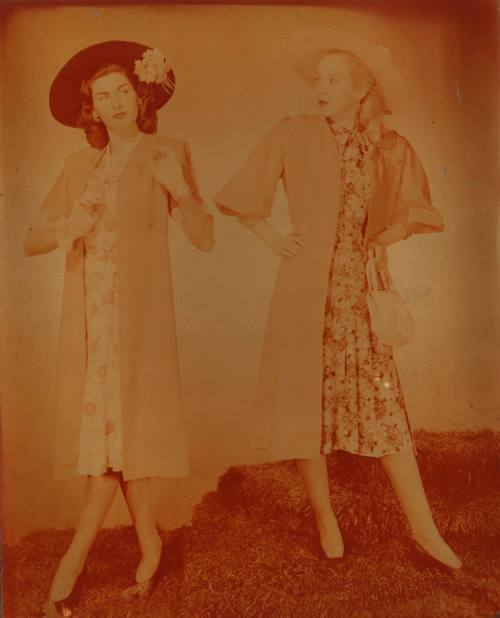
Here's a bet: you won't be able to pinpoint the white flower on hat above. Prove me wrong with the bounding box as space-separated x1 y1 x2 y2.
134 48 174 92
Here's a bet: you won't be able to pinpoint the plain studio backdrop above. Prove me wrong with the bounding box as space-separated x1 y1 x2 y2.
1 2 498 544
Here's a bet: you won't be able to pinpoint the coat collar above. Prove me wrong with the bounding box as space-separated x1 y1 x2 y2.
70 132 152 195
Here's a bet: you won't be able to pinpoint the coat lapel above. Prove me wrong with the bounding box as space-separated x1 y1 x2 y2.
116 132 149 192
68 147 105 204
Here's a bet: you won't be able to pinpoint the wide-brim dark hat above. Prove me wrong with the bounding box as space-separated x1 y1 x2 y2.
49 40 176 127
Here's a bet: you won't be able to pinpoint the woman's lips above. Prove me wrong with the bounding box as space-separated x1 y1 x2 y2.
113 112 126 119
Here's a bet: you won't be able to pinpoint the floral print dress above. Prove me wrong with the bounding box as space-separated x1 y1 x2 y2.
321 122 413 457
77 134 142 476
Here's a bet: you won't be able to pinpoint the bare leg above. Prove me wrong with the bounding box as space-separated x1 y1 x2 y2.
123 478 162 583
49 473 120 602
296 457 344 558
381 447 461 569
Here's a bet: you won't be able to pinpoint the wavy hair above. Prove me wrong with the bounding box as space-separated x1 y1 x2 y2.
76 63 158 149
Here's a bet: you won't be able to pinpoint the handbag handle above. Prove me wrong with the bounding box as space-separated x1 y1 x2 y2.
365 257 393 291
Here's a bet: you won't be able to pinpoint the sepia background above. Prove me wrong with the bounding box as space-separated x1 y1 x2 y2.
1 2 498 545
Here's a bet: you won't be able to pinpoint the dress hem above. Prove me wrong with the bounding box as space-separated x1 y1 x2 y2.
322 439 416 459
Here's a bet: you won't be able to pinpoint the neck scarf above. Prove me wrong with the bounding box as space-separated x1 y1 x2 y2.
327 119 374 201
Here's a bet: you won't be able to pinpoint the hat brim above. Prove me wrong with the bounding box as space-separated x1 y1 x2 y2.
49 40 175 127
288 28 406 114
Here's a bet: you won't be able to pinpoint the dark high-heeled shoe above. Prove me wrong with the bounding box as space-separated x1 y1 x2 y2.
121 574 160 600
409 540 462 575
122 542 163 600
322 552 344 565
315 518 345 564
42 565 86 617
317 536 345 564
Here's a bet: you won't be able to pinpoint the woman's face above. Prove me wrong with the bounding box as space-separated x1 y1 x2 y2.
90 71 139 132
314 53 361 121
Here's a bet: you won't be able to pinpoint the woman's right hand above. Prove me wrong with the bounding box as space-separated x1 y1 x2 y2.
246 220 307 259
68 197 104 237
271 228 307 258
57 197 104 250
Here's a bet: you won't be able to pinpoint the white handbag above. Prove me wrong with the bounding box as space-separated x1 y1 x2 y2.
365 257 414 347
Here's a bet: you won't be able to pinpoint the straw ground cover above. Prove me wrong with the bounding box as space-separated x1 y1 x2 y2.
3 431 499 617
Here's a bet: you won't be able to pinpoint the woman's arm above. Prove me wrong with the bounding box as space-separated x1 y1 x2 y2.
175 194 215 252
150 143 214 252
24 196 104 257
23 163 69 256
366 222 412 267
367 135 444 263
368 222 407 250
389 138 444 235
23 219 60 256
23 154 104 256
246 219 306 259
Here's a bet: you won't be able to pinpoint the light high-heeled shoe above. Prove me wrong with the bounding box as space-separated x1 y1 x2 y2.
42 599 73 617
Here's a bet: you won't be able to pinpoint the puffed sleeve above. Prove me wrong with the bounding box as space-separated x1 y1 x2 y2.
391 140 445 236
214 120 285 227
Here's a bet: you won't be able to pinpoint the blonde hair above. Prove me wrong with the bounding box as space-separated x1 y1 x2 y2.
320 49 387 143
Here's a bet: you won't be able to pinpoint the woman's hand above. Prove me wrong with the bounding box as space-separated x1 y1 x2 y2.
149 146 191 200
247 221 307 259
68 197 104 237
366 240 385 265
366 240 391 289
64 175 106 239
175 196 215 252
271 228 307 259
56 197 104 251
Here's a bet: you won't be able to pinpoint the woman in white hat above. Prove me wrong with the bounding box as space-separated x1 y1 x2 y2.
24 41 214 616
215 29 461 572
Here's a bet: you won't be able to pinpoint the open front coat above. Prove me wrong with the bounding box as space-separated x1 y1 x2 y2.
28 133 204 481
215 114 444 463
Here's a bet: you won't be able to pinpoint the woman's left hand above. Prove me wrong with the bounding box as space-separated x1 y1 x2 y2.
366 240 390 289
366 240 385 265
149 146 191 200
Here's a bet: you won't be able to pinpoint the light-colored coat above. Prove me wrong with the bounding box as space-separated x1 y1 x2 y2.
215 114 444 462
26 133 206 480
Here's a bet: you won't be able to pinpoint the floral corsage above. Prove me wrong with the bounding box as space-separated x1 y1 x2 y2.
134 48 175 93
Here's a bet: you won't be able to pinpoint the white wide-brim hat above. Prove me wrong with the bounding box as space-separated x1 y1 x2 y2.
287 28 406 114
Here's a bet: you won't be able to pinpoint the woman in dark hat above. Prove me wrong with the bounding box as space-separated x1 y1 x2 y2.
24 41 214 616
215 28 462 572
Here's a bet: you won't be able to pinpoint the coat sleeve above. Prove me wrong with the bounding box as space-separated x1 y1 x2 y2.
391 140 445 236
23 158 71 256
214 120 285 227
167 140 206 219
